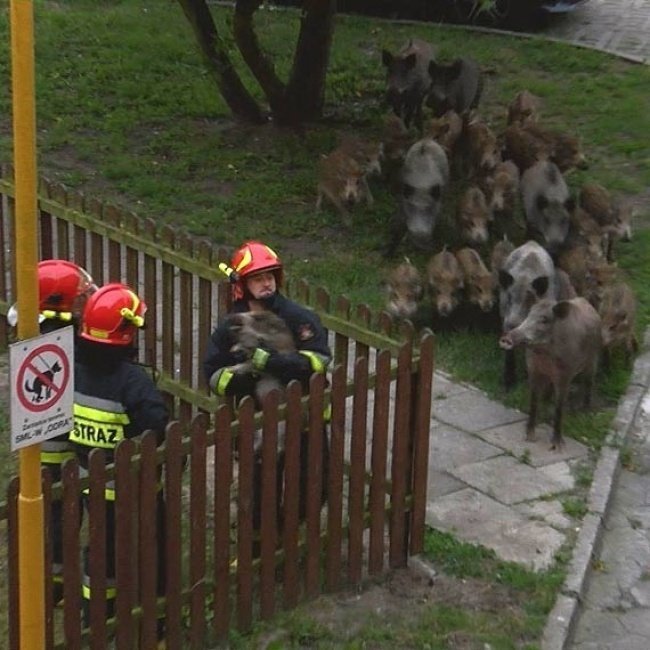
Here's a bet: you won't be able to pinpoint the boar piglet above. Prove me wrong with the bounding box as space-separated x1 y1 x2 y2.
425 110 463 160
426 248 464 318
226 311 296 407
521 161 575 256
338 134 384 179
456 247 495 313
499 297 602 449
480 160 519 218
463 119 500 178
382 38 436 131
506 90 542 127
426 57 483 117
498 240 558 389
489 235 515 282
316 149 368 226
385 138 449 257
456 186 491 245
383 258 424 321
502 123 551 174
599 282 638 367
524 123 587 173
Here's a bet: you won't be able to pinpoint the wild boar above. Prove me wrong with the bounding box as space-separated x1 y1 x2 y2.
480 160 520 218
502 123 551 173
381 113 414 192
383 258 424 321
584 260 622 310
498 240 558 389
570 206 608 262
338 134 383 179
225 311 296 405
556 245 592 297
489 235 515 281
599 281 638 366
316 148 368 226
425 110 463 159
382 38 436 130
385 138 449 256
463 119 500 178
426 247 464 318
456 186 491 245
499 297 602 449
456 247 495 313
522 123 588 173
506 90 542 127
426 57 483 117
521 160 575 255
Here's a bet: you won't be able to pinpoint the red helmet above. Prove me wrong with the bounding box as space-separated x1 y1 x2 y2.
6 259 97 327
230 241 283 301
80 283 146 346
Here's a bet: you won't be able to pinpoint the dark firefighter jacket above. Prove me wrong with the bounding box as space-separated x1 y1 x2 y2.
203 292 331 405
69 358 169 468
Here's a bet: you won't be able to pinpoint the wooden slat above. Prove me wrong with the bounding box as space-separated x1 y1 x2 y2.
389 343 412 568
165 423 184 648
304 373 325 598
105 205 122 282
125 212 139 289
114 440 135 650
354 304 371 363
334 296 350 387
409 332 435 554
139 433 159 649
160 226 176 415
39 204 54 260
325 365 345 592
90 230 104 286
7 477 19 650
74 223 88 269
179 262 193 422
235 399 255 632
88 449 108 649
212 406 233 642
196 241 213 393
142 219 158 375
189 414 208 648
56 208 71 260
61 459 82 648
281 381 303 609
259 391 279 620
368 350 391 575
348 357 368 585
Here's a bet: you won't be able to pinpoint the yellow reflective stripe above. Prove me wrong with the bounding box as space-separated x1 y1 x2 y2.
73 404 130 425
40 451 76 464
216 369 234 396
82 584 117 600
299 350 327 373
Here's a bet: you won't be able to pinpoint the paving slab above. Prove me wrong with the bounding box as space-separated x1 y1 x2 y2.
479 421 589 467
426 488 565 571
514 500 573 531
431 390 526 432
428 421 503 471
427 469 466 500
449 455 568 505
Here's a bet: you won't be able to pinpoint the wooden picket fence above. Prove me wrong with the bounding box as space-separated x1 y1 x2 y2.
0 168 435 648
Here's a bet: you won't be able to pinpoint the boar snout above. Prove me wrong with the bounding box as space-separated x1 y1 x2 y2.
479 297 494 313
499 333 514 350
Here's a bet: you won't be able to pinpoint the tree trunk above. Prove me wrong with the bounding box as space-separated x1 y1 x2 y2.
280 0 337 124
177 0 265 124
233 0 286 114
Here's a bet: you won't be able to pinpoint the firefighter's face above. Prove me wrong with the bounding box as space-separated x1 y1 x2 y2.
246 271 276 300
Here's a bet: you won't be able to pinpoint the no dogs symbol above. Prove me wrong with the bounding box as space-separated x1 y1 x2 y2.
16 343 70 413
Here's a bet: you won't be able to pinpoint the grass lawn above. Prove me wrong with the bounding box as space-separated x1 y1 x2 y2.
0 0 649 646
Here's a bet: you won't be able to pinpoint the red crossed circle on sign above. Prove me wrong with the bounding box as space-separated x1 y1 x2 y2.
16 343 71 413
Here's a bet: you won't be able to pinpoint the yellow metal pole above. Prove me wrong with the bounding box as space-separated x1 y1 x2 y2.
10 0 45 648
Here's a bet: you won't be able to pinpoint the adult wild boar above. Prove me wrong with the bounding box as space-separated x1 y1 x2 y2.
521 160 575 256
382 38 436 131
383 258 424 321
426 247 464 318
499 297 602 450
385 138 449 257
427 57 483 117
498 240 558 389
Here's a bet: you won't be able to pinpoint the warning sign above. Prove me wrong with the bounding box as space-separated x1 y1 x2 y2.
10 326 74 451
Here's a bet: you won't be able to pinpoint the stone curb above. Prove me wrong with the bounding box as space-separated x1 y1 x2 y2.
541 330 650 650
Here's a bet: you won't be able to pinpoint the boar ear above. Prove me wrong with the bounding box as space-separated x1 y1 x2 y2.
498 270 514 290
381 50 393 67
553 301 571 319
535 195 549 211
531 275 549 297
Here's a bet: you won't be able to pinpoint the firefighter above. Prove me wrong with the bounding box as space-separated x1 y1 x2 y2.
68 283 168 633
203 241 331 540
7 259 96 604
